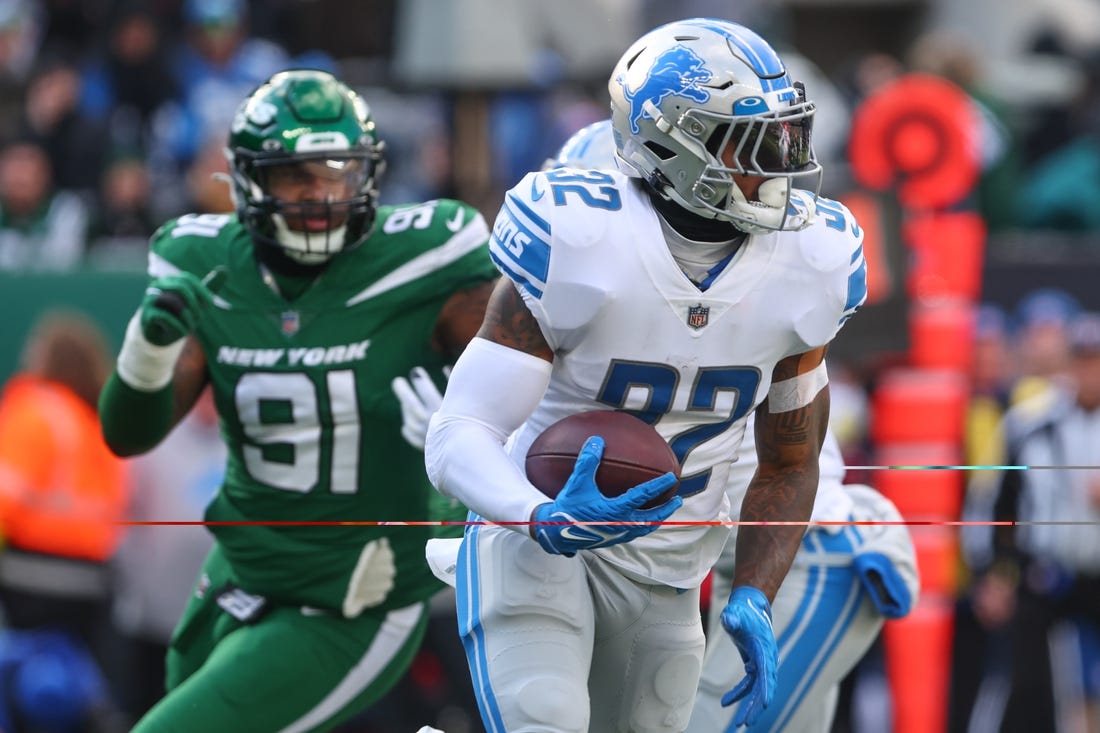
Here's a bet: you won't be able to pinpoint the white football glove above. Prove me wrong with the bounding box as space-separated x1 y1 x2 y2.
342 537 396 617
391 366 448 450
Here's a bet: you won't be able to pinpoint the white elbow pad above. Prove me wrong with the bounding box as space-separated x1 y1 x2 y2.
424 338 553 527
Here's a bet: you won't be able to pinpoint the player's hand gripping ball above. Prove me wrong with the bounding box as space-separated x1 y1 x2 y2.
525 410 681 509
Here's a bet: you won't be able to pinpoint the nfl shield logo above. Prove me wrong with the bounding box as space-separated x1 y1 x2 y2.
281 311 300 336
687 303 709 329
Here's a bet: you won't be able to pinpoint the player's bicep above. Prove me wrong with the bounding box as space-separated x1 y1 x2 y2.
476 278 553 361
432 278 498 361
754 347 830 471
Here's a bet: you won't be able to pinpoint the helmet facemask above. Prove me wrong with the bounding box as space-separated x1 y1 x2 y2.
690 90 821 234
233 150 381 265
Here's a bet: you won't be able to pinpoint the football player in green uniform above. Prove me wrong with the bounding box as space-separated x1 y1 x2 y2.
98 69 497 732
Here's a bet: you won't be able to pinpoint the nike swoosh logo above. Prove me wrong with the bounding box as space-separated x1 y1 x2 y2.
530 178 545 201
446 209 465 232
558 526 604 543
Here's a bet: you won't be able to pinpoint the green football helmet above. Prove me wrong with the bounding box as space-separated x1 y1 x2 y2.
227 69 385 264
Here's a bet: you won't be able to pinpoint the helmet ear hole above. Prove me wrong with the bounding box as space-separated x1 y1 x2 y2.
704 124 729 157
644 141 676 160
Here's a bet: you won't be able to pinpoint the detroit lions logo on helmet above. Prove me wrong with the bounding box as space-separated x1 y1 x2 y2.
620 46 713 134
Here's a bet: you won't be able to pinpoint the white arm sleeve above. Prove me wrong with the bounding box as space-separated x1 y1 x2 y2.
424 337 553 533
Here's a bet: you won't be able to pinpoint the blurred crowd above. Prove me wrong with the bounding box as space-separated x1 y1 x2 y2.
0 0 1098 731
1 0 1100 276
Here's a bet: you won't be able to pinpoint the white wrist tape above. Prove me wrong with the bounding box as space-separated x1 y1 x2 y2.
116 312 186 391
768 360 828 413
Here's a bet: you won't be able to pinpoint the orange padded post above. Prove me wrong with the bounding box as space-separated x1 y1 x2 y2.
870 369 969 445
909 300 977 373
873 443 964 520
883 593 955 733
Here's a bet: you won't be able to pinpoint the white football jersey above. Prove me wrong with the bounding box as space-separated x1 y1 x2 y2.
489 168 866 586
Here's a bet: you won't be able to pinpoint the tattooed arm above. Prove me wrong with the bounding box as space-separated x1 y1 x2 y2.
431 278 502 361
474 278 555 361
423 278 556 524
734 346 829 600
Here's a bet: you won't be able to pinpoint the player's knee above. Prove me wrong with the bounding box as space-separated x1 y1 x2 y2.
628 652 702 732
514 676 589 733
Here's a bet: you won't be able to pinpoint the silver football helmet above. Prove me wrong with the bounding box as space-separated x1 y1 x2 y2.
609 18 821 234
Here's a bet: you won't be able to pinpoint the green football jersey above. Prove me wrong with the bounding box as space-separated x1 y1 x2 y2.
147 200 495 612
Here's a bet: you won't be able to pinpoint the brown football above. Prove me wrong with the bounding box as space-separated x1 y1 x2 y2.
525 410 681 509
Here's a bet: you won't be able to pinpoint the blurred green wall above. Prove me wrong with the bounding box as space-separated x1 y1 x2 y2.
0 270 147 385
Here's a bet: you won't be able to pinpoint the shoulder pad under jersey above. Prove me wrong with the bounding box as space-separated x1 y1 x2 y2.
782 193 867 347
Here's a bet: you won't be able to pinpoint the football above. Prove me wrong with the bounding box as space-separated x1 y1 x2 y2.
525 410 681 509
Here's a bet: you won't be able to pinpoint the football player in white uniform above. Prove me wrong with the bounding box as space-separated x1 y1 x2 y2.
401 119 920 731
422 19 870 732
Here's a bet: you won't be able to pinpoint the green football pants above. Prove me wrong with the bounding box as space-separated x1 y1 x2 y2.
132 545 429 733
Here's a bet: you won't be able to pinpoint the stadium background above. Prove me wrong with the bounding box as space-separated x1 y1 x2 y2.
0 0 1098 731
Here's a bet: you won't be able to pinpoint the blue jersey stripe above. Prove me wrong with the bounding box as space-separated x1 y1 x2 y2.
772 567 864 730
506 192 550 235
457 520 508 733
844 256 868 315
489 249 544 300
489 196 551 289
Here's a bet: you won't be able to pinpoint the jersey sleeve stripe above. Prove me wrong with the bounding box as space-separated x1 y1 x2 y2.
487 195 551 298
504 192 550 236
489 249 544 300
841 250 868 324
148 251 182 278
346 216 490 306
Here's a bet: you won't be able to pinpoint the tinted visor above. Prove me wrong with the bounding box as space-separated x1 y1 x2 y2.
710 116 814 174
256 155 370 202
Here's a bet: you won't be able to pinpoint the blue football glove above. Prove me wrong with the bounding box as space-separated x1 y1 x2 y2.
532 436 681 557
720 585 778 727
140 269 227 346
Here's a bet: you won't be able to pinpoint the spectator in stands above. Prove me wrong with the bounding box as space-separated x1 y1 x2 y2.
951 303 1018 733
1010 287 1080 405
0 309 130 730
78 3 177 155
146 0 292 218
1014 51 1100 232
181 135 233 215
977 311 1100 733
19 54 106 193
0 139 88 270
0 0 43 142
85 152 157 270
